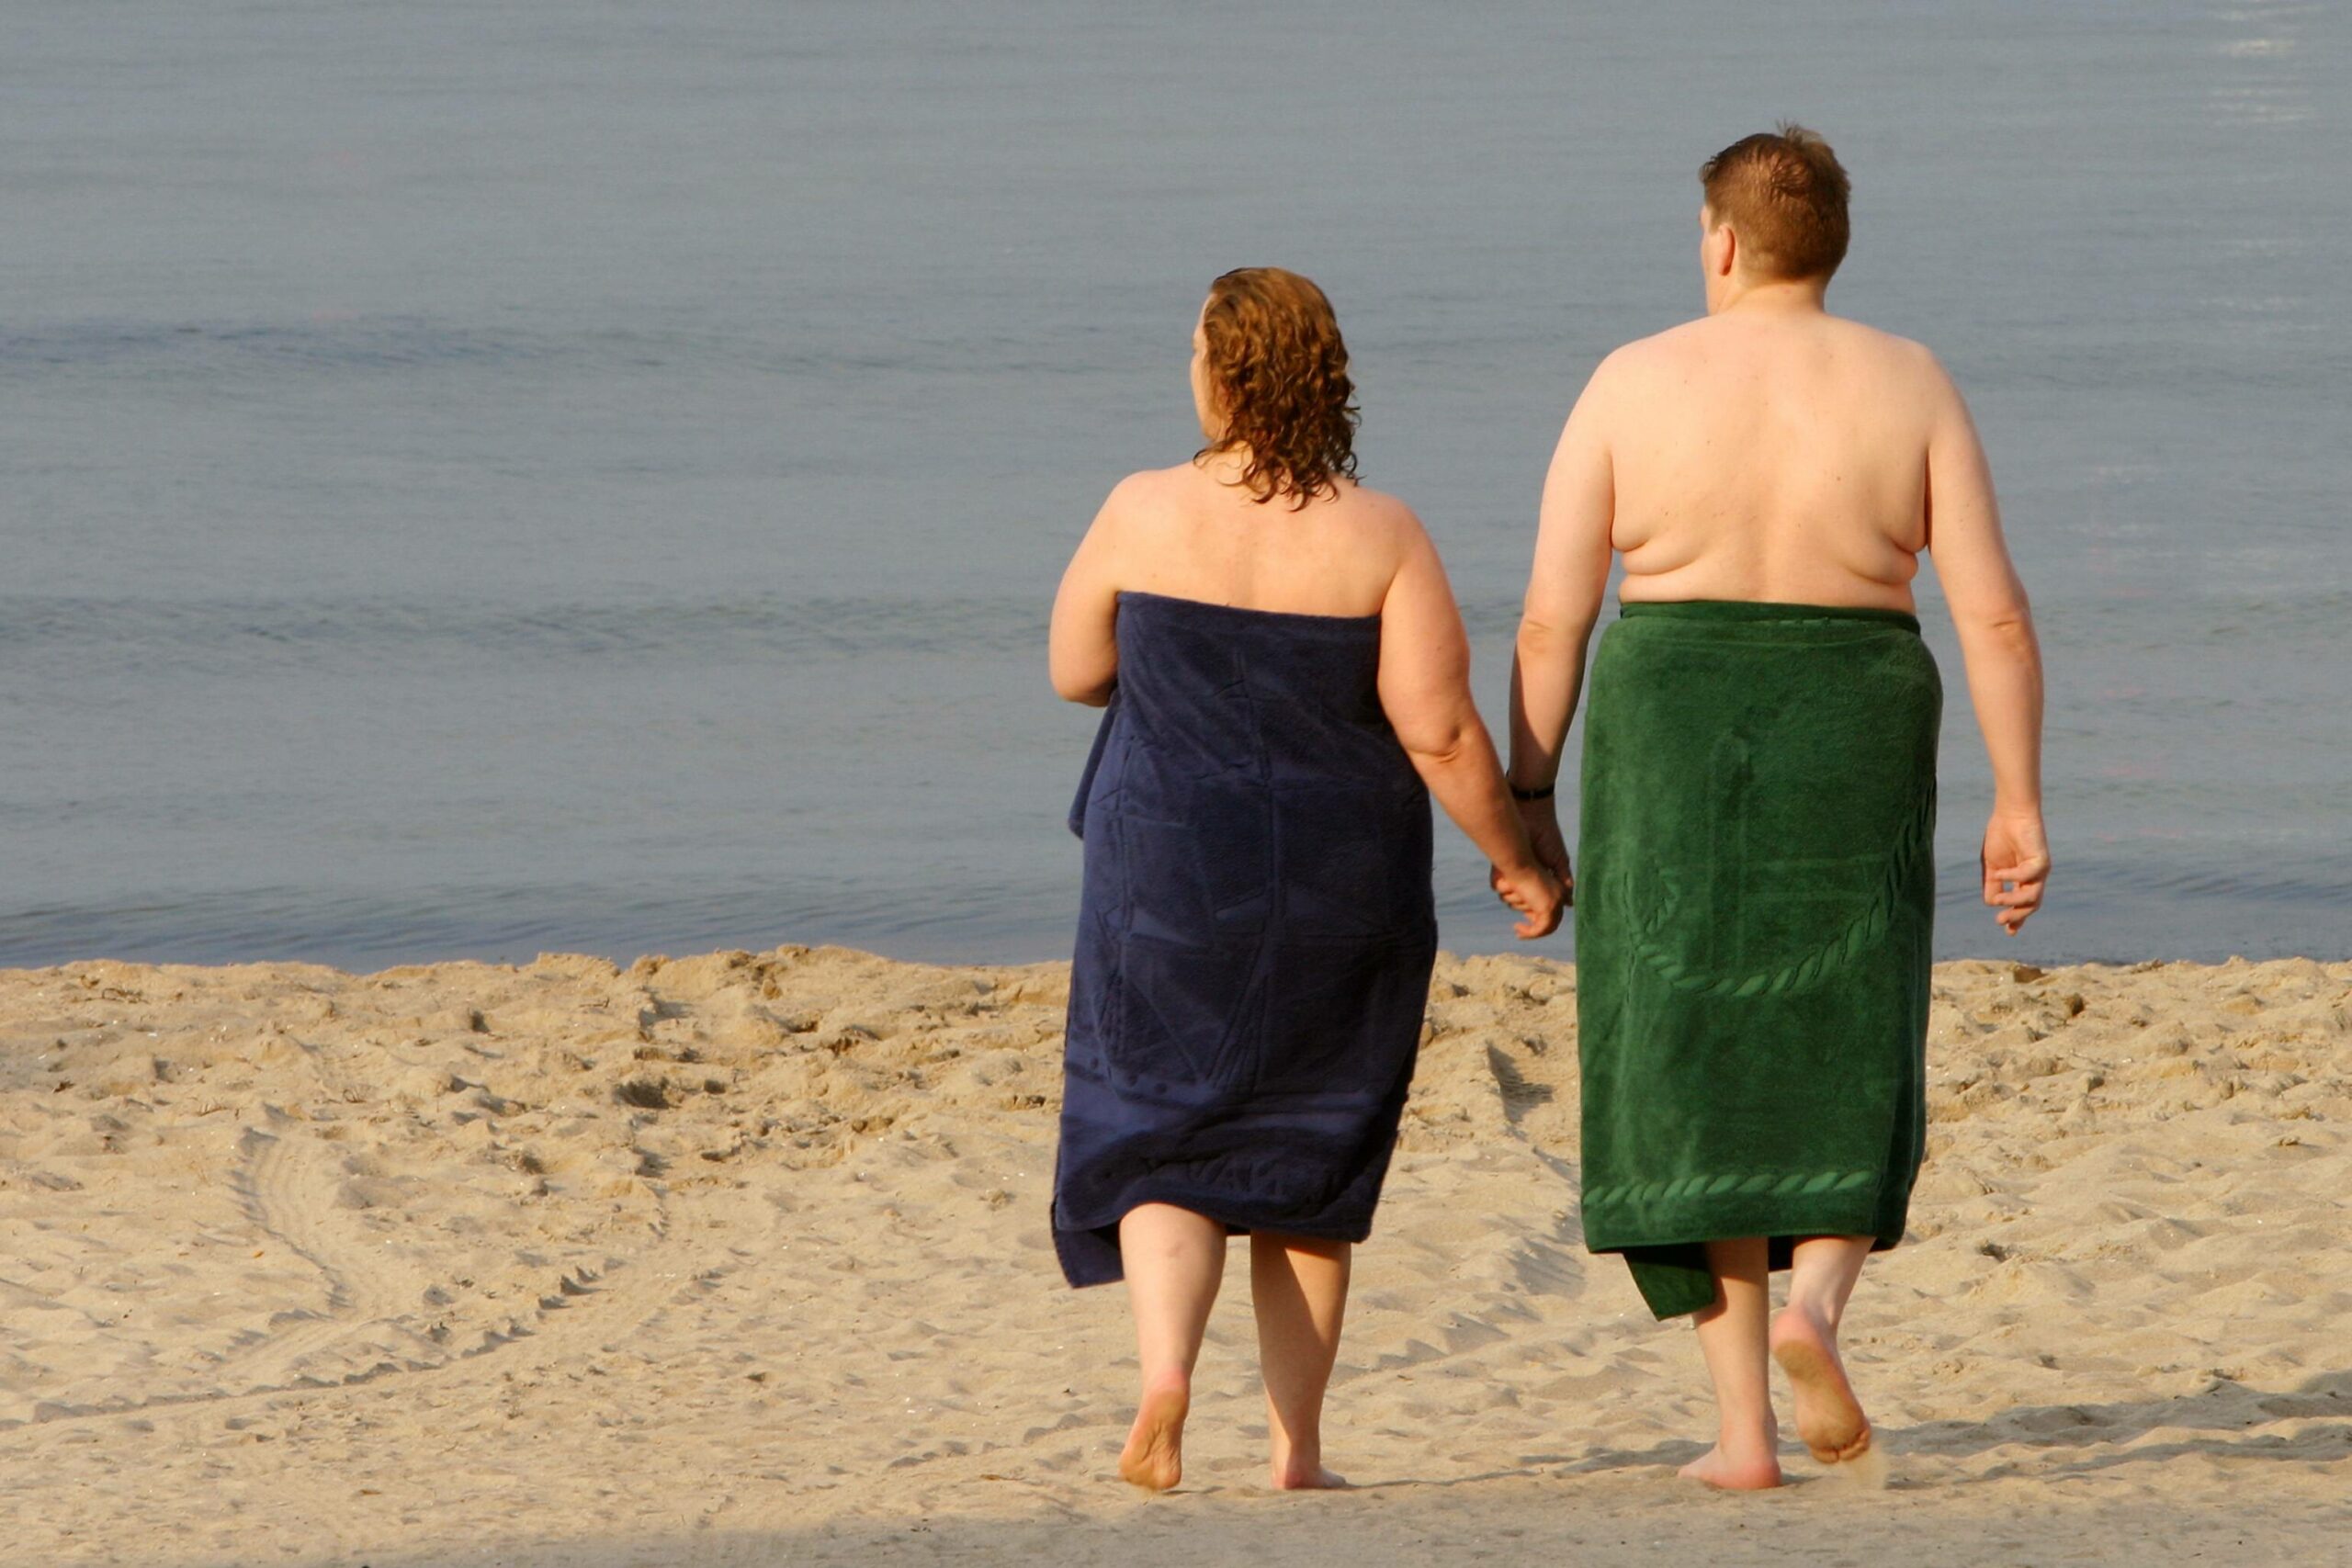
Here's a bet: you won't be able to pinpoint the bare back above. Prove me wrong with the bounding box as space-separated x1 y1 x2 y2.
1598 309 1945 609
1049 455 1443 716
1512 288 2045 941
1084 457 1415 619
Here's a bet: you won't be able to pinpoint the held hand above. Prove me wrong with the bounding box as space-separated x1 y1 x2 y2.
1490 860 1567 941
1513 796 1575 886
1981 808 2051 935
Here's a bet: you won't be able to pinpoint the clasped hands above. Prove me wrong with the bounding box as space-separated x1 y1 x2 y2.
1490 796 1572 941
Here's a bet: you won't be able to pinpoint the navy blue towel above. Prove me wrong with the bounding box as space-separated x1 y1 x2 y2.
1052 591 1438 1286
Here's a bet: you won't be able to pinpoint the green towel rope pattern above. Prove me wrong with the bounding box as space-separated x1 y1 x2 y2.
1582 1168 1880 1209
1621 782 1936 999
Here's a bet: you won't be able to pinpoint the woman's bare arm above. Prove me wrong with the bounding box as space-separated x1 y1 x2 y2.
1047 480 1135 706
1378 523 1561 937
1924 364 2049 932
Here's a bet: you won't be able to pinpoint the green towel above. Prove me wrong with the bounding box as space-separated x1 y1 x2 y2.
1575 600 1940 1319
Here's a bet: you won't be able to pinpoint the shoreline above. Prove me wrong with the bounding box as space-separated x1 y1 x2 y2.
2 946 2346 1564
7 940 2348 986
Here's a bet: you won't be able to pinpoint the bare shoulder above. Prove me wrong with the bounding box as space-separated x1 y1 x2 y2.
1331 478 1430 550
1102 462 1195 511
1555 327 1695 436
1593 321 1708 382
1825 320 1973 428
1093 462 1204 534
1838 319 1957 382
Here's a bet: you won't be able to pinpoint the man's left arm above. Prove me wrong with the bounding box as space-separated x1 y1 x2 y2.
1506 364 1618 877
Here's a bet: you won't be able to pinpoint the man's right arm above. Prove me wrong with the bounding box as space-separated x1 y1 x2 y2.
1507 357 1620 879
1922 356 2050 933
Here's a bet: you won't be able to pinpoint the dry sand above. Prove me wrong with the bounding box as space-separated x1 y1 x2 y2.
1 946 2346 1566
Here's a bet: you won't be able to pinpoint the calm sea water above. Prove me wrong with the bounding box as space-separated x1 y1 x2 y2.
1 1 2345 971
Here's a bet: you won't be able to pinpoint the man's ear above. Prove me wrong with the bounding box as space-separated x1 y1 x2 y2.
1715 223 1738 277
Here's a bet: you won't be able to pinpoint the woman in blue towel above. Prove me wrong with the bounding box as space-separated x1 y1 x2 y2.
1048 267 1565 1492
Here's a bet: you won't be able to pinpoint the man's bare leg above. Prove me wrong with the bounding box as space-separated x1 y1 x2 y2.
1117 1203 1227 1491
1771 1234 1875 1464
1679 1235 1781 1489
1250 1233 1351 1490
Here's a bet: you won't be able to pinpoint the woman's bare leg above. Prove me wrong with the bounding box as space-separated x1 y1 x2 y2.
1771 1234 1875 1464
1250 1233 1351 1489
1679 1235 1781 1489
1116 1203 1227 1491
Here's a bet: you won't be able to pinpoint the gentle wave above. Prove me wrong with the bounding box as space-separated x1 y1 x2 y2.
0 317 1127 383
0 593 1050 675
5 584 2330 672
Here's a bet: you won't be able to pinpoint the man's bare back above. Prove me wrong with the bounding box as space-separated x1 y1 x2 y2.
1511 272 2037 905
1592 303 1953 610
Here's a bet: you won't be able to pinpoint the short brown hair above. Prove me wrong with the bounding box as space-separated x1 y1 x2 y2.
1700 123 1851 281
1197 266 1360 507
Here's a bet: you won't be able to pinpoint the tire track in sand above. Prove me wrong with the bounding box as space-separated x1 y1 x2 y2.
0 1132 766 1436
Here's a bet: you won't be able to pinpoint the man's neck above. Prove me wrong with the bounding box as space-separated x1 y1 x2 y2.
1713 274 1831 316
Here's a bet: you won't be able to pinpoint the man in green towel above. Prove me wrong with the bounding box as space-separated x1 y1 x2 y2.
1503 125 2048 1489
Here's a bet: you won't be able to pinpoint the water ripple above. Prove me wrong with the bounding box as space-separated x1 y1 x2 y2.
0 592 1049 675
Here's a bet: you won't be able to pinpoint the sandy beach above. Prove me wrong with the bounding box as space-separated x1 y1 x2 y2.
1 945 2345 1565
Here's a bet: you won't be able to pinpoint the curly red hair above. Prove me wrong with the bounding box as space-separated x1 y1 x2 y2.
1197 267 1360 507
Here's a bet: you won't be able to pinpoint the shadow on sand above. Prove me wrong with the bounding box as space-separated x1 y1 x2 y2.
172 1370 2345 1568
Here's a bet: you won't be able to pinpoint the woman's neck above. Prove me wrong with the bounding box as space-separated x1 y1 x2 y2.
1194 445 1253 485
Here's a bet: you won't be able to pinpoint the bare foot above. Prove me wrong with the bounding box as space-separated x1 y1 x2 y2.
1118 1375 1190 1492
1269 1459 1348 1491
1770 1306 1871 1464
1677 1441 1782 1490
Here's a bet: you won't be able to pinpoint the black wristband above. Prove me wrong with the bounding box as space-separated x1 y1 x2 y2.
1510 783 1555 801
